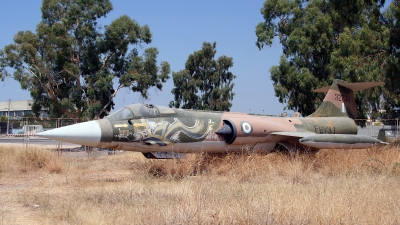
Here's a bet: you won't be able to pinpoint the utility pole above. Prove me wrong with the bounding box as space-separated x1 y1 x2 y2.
6 99 10 135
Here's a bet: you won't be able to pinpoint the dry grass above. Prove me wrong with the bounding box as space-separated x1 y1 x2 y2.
0 146 63 174
1 145 400 224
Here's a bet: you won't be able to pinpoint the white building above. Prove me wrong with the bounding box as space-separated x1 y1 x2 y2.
0 100 47 118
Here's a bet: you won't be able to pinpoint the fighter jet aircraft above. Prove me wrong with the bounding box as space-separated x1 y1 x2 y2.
37 79 387 158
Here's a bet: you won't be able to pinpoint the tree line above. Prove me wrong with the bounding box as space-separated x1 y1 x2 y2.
256 0 400 118
0 0 235 121
1 0 399 120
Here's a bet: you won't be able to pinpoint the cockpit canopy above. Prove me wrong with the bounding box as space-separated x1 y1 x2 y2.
107 104 175 120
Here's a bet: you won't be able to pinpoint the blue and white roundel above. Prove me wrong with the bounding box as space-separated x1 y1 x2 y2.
241 121 252 135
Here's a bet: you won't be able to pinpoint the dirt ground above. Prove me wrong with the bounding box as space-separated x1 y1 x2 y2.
1 173 44 224
2 145 400 224
0 149 129 225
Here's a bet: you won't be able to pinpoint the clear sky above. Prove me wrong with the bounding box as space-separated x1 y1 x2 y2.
0 0 288 116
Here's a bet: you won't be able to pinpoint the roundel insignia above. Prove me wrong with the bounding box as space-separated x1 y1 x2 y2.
241 121 252 135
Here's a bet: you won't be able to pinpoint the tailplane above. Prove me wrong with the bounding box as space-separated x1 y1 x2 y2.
308 79 384 118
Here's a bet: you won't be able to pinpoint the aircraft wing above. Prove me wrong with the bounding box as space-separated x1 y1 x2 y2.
262 132 315 151
270 131 315 138
268 131 315 141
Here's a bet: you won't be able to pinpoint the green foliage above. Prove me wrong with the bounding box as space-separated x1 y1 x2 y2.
0 116 7 122
0 0 170 120
169 42 236 111
22 113 34 118
256 0 391 116
382 0 400 114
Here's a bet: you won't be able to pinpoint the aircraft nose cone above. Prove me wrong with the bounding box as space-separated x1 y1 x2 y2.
37 120 102 146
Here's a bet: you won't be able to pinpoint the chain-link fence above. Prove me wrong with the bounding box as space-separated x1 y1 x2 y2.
1 117 77 135
356 119 400 140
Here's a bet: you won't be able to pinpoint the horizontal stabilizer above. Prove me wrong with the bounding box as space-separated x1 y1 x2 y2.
314 81 384 93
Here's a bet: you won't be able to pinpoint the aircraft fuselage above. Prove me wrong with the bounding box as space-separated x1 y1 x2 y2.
94 109 358 153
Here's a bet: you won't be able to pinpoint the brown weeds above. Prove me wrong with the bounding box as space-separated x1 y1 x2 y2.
0 146 64 174
1 145 400 224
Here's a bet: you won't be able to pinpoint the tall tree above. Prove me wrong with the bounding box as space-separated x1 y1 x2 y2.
256 0 386 116
329 2 389 116
169 42 236 111
383 0 400 114
0 0 170 120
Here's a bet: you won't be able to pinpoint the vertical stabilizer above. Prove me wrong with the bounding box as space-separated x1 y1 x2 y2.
308 79 384 118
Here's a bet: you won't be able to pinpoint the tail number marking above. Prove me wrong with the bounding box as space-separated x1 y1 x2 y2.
335 94 350 102
314 125 335 134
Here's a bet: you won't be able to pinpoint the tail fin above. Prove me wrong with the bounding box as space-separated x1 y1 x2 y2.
308 79 384 118
378 128 388 142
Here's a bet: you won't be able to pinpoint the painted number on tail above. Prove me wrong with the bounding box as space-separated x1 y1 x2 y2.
334 94 350 102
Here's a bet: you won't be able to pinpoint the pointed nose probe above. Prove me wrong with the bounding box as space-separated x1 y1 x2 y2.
36 120 105 146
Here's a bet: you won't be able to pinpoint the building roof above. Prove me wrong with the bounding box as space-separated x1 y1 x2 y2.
0 100 33 112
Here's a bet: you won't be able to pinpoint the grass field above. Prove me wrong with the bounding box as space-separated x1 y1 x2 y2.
1 145 400 224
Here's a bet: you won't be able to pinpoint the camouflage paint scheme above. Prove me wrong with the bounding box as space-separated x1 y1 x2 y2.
38 79 387 156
